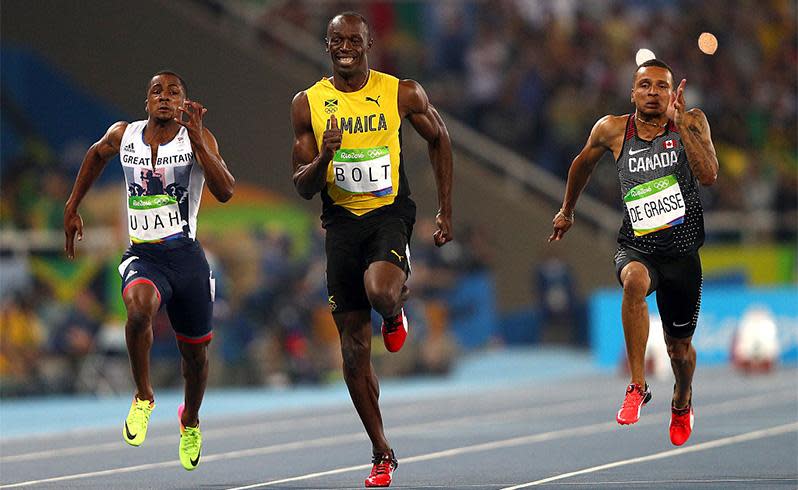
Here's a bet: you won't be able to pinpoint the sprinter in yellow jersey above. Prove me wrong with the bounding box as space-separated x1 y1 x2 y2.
291 11 453 488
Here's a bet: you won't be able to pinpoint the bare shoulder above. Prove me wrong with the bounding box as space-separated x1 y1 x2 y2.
292 90 309 106
686 107 710 127
686 107 706 118
592 114 627 145
107 120 128 137
103 121 128 146
398 79 428 115
596 114 627 133
290 91 312 130
398 78 424 93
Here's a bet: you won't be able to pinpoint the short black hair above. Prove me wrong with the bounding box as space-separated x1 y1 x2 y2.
635 59 675 87
327 11 370 41
148 70 188 96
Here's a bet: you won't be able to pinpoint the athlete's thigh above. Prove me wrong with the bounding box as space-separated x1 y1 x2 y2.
325 223 370 313
119 250 173 307
164 245 214 344
656 252 702 339
364 216 412 277
614 245 659 294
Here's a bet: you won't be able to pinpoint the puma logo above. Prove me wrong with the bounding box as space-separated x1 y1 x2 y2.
390 250 404 262
366 95 381 107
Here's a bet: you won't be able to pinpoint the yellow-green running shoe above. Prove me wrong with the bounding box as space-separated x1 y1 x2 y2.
178 403 202 471
123 397 155 446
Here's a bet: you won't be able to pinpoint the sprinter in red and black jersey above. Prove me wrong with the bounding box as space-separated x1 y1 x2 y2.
548 59 718 446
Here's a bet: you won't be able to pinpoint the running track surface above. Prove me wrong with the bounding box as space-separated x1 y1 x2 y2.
1 352 796 489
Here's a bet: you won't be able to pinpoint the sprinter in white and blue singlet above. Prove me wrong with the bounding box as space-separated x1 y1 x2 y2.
548 60 718 446
64 71 235 470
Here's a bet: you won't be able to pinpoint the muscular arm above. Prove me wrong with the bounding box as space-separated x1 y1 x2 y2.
191 127 235 202
291 91 331 200
399 79 453 245
561 116 619 215
549 115 621 241
64 121 127 258
677 108 718 186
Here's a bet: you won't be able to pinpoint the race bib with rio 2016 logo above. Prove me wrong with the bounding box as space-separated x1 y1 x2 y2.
128 195 184 243
624 174 686 236
332 146 392 196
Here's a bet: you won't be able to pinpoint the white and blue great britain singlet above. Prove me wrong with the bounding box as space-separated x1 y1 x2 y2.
120 120 205 244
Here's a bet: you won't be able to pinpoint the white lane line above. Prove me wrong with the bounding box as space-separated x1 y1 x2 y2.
547 478 798 486
0 395 602 463
224 421 624 490
500 422 798 489
0 379 580 445
4 368 795 447
0 460 179 489
223 391 797 490
0 398 606 488
0 382 590 456
1 390 793 488
3 374 788 462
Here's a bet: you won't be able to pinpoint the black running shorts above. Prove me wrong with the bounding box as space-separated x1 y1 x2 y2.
119 240 214 343
325 213 413 313
614 245 702 338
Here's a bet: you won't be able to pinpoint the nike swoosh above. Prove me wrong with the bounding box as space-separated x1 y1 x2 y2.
673 321 691 327
190 448 201 467
629 148 648 156
125 422 137 440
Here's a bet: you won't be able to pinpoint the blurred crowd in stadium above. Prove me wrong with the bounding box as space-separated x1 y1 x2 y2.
2 0 795 396
255 0 796 240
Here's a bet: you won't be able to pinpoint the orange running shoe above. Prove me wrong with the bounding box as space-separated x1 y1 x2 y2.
365 450 398 487
616 383 652 425
670 399 694 446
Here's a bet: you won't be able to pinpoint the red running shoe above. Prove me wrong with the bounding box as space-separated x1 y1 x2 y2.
616 383 652 425
365 450 398 487
381 309 408 353
670 401 694 446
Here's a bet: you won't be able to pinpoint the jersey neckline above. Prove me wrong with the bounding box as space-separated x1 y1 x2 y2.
139 122 185 147
321 69 374 95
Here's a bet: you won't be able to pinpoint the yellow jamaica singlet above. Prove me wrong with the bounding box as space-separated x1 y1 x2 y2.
306 70 410 221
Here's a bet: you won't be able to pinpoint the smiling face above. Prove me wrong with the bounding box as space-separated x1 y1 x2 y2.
145 73 186 122
631 65 674 117
326 14 371 77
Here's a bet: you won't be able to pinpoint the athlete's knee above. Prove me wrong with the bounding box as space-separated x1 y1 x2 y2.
365 282 401 315
123 286 159 333
125 306 154 333
665 336 693 361
622 263 650 298
179 343 208 372
340 335 370 375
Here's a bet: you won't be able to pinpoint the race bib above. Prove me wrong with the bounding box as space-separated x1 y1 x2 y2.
128 195 184 243
332 146 392 196
624 175 685 236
